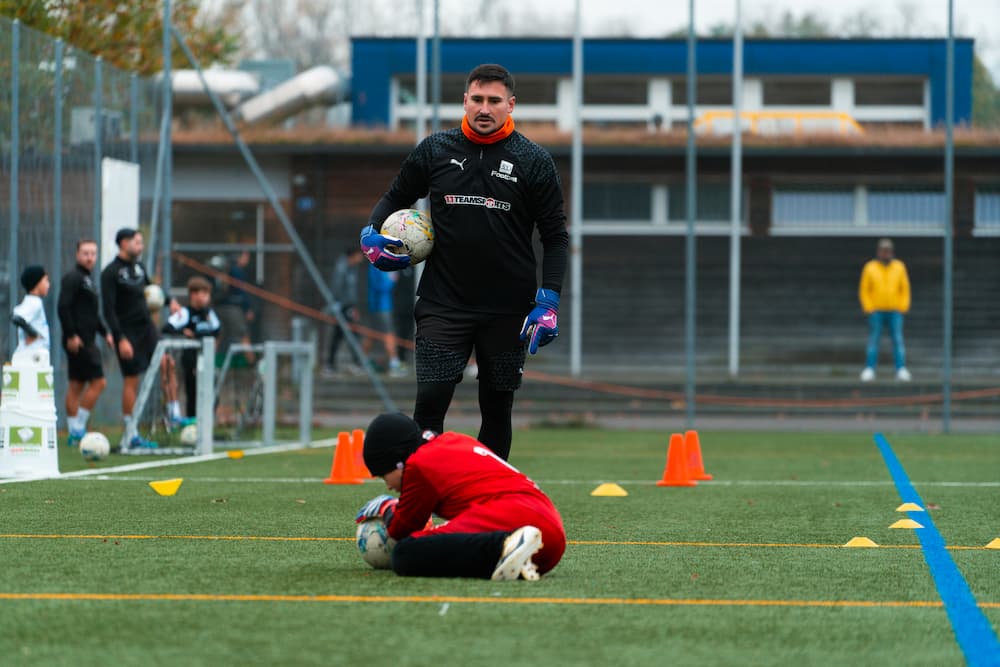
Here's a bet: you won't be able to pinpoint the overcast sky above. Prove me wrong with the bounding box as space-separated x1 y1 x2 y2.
537 0 999 79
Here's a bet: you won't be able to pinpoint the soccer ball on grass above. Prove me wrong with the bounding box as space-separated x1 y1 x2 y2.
380 209 434 264
356 517 396 569
80 432 110 462
179 423 198 446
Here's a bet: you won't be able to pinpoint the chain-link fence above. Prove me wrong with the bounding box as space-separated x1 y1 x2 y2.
1 17 163 424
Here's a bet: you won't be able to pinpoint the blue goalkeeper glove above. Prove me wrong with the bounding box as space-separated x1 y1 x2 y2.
360 224 410 271
355 494 398 524
519 288 559 355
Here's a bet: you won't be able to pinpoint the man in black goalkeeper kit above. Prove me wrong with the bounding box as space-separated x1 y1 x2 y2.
360 63 568 460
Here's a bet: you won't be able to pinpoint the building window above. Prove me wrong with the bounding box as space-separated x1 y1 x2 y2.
762 79 831 106
400 74 550 104
773 187 854 228
867 188 945 228
855 78 924 106
512 76 559 104
668 183 733 221
395 74 465 104
975 186 1000 229
672 78 732 105
583 182 652 220
584 76 647 105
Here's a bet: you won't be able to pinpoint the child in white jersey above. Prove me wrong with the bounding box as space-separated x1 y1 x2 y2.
11 265 51 357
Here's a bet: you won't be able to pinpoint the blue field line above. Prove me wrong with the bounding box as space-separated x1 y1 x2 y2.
874 433 1000 667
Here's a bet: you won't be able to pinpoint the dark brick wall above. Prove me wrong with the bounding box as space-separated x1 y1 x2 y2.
563 235 999 374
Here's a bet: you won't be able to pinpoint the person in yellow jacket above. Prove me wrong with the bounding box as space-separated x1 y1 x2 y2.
858 238 911 382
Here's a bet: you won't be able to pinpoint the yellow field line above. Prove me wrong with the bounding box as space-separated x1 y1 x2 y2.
2 534 993 550
3 592 998 608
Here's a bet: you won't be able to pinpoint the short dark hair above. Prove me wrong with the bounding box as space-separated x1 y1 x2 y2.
76 238 98 251
187 276 212 294
115 228 138 246
466 64 515 97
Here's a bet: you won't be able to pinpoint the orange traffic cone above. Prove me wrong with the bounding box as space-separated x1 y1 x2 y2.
656 433 697 487
323 431 364 485
684 430 712 481
351 428 371 478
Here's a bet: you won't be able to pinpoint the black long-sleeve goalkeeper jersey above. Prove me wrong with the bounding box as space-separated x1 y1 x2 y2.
368 128 569 315
58 263 107 343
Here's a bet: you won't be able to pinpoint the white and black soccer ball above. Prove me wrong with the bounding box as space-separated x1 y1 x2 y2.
144 284 165 311
380 209 434 264
179 423 198 446
356 518 397 569
80 432 110 462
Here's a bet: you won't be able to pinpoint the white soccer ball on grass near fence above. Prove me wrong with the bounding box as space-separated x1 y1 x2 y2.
380 209 434 264
80 432 110 462
179 423 198 446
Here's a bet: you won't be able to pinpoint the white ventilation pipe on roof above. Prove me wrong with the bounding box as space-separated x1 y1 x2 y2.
232 66 348 125
170 69 260 108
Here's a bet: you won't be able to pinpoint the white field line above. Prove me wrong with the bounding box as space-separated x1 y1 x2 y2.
0 438 337 486
44 476 1000 488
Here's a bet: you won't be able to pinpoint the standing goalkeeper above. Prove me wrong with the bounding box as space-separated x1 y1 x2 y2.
360 63 568 460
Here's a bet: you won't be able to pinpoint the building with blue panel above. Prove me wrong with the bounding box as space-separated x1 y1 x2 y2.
351 38 974 130
166 36 999 378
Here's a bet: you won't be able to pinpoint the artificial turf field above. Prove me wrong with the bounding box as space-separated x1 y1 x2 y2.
1 429 997 666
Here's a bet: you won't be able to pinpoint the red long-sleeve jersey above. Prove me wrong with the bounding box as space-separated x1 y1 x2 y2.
388 432 563 544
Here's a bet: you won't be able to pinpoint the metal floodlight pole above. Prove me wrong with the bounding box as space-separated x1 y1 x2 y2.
52 39 65 353
93 57 103 246
684 0 698 428
728 0 743 379
431 0 441 134
145 107 169 279
414 0 429 292
130 73 139 164
416 0 427 140
162 0 173 291
942 0 954 432
8 20 20 353
569 0 583 377
169 25 397 411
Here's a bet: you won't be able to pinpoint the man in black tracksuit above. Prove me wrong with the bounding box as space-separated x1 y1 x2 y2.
360 63 568 460
100 228 159 449
58 239 113 446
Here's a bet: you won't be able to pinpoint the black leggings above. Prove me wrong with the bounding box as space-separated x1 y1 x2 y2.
391 531 509 578
413 381 514 460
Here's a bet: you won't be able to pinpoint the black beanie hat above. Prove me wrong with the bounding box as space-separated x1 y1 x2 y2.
20 265 47 292
363 413 427 476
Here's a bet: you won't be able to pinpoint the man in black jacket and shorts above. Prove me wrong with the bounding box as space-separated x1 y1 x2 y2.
58 239 114 447
100 228 159 449
360 63 568 460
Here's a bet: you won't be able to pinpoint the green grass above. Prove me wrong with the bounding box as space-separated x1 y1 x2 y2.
1 429 997 666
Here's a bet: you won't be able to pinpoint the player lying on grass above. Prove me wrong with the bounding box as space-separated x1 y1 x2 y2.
356 412 566 580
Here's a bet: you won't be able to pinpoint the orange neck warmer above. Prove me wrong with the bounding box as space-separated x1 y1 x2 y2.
461 115 515 144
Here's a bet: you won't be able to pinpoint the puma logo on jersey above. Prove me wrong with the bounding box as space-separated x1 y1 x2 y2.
450 158 467 171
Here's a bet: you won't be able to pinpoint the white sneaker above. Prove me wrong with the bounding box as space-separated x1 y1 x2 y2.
491 526 543 581
896 367 912 382
860 367 875 382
